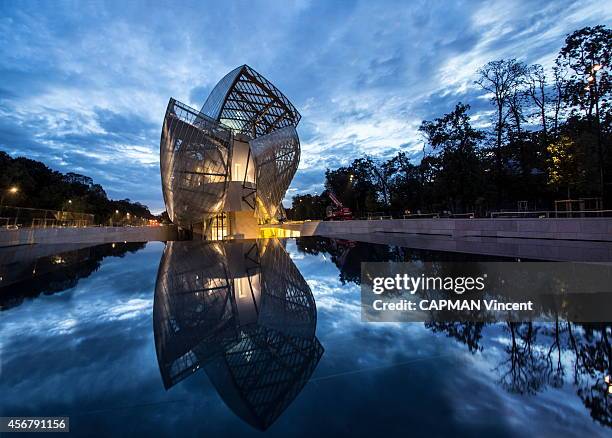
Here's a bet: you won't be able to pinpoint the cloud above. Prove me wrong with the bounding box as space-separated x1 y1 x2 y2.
1 0 610 210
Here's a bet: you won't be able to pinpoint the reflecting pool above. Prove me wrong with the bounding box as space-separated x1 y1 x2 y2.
0 238 610 436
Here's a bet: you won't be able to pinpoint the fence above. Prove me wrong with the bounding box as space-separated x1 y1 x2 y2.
490 210 612 218
0 206 95 229
402 212 475 219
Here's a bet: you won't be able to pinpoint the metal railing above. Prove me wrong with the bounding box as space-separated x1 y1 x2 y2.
365 213 393 220
490 210 612 218
402 212 475 219
0 206 94 229
403 213 439 219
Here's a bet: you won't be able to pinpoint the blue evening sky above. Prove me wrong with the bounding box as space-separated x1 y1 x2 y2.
0 0 609 212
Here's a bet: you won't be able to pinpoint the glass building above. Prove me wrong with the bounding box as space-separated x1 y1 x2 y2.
160 65 301 240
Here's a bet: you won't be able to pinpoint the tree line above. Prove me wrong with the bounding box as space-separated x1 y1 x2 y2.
289 25 611 220
0 151 156 224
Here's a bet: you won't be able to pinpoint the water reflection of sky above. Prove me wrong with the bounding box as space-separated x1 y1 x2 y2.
0 239 609 437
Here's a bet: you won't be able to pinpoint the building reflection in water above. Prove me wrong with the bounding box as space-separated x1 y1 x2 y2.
153 238 323 431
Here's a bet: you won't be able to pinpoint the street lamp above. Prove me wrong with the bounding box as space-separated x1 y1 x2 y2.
0 186 19 209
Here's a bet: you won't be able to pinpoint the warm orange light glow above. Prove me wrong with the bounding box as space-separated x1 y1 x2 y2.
8 186 18 194
593 64 602 71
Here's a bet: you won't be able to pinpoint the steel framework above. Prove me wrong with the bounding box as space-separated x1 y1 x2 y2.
153 239 323 430
201 65 301 138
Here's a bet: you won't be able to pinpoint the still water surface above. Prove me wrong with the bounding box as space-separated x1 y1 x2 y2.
0 238 610 437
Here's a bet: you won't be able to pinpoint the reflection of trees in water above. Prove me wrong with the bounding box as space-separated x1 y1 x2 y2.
296 236 612 428
425 322 484 353
0 242 146 310
432 319 611 426
497 322 549 394
295 236 499 285
572 323 612 427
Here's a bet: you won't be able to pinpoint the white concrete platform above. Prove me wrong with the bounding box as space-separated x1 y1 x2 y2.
0 225 178 247
277 218 612 242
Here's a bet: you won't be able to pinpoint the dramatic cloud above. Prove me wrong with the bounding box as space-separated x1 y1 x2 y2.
0 0 609 211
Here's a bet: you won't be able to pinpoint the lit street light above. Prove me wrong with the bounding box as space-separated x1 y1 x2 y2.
0 186 19 209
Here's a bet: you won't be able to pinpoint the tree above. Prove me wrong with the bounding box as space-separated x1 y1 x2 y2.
546 134 586 198
475 59 527 204
0 150 155 224
525 64 548 143
324 158 385 216
289 194 326 220
557 25 612 198
418 103 484 212
385 152 424 214
551 65 567 133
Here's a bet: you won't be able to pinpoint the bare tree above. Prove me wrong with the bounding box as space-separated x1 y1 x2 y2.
526 64 548 143
508 86 526 138
551 65 567 133
475 59 527 203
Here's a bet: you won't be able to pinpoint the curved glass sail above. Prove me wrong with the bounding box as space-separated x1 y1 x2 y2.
250 126 300 220
153 239 323 431
160 99 232 229
200 66 244 121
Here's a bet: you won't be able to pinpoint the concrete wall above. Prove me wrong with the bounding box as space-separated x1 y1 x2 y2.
277 218 612 242
0 225 178 247
327 232 612 262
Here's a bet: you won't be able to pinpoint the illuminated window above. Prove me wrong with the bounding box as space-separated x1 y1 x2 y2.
234 163 242 180
210 213 229 241
235 278 246 298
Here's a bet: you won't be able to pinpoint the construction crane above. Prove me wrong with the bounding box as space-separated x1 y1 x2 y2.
325 191 353 221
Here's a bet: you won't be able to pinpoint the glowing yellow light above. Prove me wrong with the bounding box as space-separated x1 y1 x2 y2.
115 210 119 214
587 76 594 82
606 375 610 384
112 243 116 248
8 186 18 194
593 64 602 71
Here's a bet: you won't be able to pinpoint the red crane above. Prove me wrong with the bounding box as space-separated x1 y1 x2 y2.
325 191 353 221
